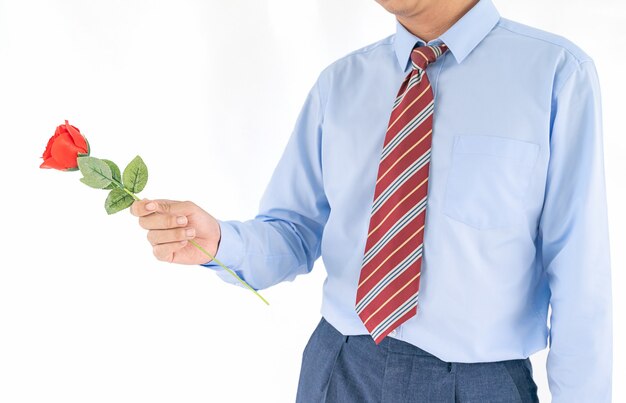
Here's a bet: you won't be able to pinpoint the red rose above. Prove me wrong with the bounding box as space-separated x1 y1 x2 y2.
40 120 90 170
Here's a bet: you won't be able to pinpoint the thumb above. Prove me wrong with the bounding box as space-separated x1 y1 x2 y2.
150 199 196 216
131 198 169 217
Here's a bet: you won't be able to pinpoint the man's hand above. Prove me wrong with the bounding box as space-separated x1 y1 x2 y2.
130 199 221 265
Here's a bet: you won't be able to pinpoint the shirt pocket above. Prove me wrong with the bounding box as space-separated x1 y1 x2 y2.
442 134 540 230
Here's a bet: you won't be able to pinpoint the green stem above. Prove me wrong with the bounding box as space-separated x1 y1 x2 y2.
188 239 269 305
124 187 139 200
120 183 269 305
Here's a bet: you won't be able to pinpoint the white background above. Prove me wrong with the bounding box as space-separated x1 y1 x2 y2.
0 1 624 402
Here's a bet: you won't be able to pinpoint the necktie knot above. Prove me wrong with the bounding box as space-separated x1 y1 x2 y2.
410 43 449 72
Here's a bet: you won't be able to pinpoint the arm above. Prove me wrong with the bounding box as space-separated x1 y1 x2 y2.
540 59 612 402
201 75 330 290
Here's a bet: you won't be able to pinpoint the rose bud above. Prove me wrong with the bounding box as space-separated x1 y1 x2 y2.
40 120 90 170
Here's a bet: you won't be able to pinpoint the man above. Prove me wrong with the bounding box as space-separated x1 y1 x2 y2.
130 0 612 401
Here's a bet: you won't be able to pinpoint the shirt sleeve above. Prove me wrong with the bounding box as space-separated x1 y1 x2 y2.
200 74 330 291
540 59 612 402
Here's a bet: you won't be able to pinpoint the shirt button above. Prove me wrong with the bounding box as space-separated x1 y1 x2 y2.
389 329 397 337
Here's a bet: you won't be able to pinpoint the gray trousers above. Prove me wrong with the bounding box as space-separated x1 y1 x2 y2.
296 317 539 403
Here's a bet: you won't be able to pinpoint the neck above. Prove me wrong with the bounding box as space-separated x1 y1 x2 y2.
396 0 479 43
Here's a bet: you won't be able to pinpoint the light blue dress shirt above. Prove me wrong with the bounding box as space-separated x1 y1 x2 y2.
202 0 612 401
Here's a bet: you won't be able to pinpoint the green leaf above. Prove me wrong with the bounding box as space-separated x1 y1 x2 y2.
105 188 135 215
102 159 121 190
122 155 148 193
78 156 113 189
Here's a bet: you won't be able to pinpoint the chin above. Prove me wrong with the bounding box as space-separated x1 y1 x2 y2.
375 0 423 17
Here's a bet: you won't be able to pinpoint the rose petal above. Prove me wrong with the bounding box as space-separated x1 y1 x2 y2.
40 156 69 170
41 132 59 160
64 120 88 153
51 132 82 169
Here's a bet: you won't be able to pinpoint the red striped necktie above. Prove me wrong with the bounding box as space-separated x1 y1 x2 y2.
355 42 449 344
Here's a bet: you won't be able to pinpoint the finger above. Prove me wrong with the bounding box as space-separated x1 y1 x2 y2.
151 200 196 216
130 198 177 217
153 240 188 263
130 199 156 217
139 213 188 230
147 227 196 246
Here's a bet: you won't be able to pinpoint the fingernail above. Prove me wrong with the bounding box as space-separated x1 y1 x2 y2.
176 216 187 225
180 240 188 246
146 202 156 211
186 229 195 237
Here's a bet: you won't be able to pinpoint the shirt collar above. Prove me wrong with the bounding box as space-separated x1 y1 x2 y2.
393 0 500 71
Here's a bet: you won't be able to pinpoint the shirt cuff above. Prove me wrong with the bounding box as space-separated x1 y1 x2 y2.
199 219 243 271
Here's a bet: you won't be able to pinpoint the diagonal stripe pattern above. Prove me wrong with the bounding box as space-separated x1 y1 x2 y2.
356 42 449 344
